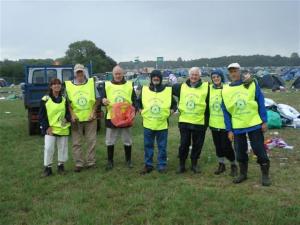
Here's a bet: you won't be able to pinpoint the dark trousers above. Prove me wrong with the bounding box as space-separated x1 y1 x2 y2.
178 127 206 160
144 128 168 169
211 129 235 162
234 129 269 164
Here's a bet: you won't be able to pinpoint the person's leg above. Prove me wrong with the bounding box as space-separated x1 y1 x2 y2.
121 127 133 168
105 127 118 170
248 129 271 186
141 128 155 174
43 135 56 176
220 130 237 176
156 129 168 172
56 136 68 174
211 130 226 175
190 128 206 173
177 127 191 173
85 119 97 167
71 121 84 171
233 133 248 183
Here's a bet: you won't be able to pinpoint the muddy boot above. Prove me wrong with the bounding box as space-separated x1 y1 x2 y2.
124 145 133 168
214 163 226 175
42 166 53 177
105 145 114 171
191 159 201 174
260 162 271 186
176 159 186 174
140 166 153 175
230 164 238 177
233 162 248 184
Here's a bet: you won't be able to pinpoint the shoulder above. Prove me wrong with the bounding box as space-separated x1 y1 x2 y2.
42 95 50 102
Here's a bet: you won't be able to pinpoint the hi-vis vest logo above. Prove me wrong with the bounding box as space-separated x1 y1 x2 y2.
113 90 126 103
77 96 88 106
185 94 198 111
234 93 248 114
212 96 222 112
151 104 161 114
74 91 89 108
149 98 163 116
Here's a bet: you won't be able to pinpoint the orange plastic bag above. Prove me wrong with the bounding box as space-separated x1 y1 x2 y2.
111 102 135 127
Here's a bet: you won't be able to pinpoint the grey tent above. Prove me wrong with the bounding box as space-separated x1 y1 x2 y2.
259 74 285 90
291 76 300 89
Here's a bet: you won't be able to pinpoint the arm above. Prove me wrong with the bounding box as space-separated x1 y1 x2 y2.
38 99 50 135
204 85 210 127
136 86 143 111
65 100 71 122
172 83 181 98
170 95 178 112
221 101 233 132
255 81 267 123
131 82 138 112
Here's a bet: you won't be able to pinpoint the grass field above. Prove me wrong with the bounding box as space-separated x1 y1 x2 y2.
0 88 300 225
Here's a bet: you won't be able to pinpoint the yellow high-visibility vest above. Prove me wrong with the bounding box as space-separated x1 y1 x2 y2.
43 95 70 135
105 81 133 119
141 86 172 130
209 84 226 129
222 82 262 129
65 78 96 122
178 82 209 125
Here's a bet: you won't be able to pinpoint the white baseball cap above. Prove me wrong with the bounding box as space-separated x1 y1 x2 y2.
227 63 241 69
74 64 85 73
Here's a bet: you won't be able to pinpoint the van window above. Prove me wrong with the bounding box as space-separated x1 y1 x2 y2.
47 69 57 82
32 69 46 84
62 69 73 81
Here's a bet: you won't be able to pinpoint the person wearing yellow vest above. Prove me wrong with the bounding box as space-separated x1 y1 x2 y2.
65 64 100 172
221 63 271 186
137 70 177 174
209 69 237 176
172 67 209 174
39 78 71 177
101 65 137 170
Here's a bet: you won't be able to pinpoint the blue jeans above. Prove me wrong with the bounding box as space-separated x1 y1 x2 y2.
144 128 168 170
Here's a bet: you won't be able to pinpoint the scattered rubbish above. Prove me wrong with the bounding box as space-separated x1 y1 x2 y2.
265 137 294 150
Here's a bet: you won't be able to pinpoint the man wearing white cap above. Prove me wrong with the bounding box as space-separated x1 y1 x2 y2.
65 64 100 172
221 63 271 186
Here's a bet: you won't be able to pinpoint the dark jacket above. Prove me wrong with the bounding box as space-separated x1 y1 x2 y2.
39 94 71 136
172 79 210 130
100 78 138 128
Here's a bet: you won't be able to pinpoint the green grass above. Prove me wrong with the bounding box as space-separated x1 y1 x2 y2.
0 89 300 225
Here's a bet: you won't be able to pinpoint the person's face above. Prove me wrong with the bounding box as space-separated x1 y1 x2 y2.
212 74 221 86
152 76 160 85
228 68 240 81
75 71 85 83
51 83 61 93
189 70 200 83
113 69 123 82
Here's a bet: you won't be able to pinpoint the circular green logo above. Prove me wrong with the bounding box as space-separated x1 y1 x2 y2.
77 96 87 106
235 99 246 110
151 105 161 114
212 102 221 112
115 96 124 103
186 100 195 110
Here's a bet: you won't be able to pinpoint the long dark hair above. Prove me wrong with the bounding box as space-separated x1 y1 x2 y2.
48 78 62 97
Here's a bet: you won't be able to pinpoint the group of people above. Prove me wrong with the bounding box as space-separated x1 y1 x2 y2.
39 63 271 186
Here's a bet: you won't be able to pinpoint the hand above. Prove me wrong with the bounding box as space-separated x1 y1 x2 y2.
71 113 78 123
46 127 53 135
102 98 110 106
89 111 97 121
261 122 268 132
228 131 234 142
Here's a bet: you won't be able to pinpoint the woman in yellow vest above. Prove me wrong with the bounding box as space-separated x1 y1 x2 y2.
172 67 209 174
222 63 271 186
101 65 137 170
65 64 100 172
137 70 177 174
39 78 71 177
209 69 237 176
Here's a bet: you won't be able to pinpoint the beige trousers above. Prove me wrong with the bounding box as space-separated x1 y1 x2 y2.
71 119 97 167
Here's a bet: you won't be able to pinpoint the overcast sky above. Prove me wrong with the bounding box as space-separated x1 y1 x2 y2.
1 0 299 62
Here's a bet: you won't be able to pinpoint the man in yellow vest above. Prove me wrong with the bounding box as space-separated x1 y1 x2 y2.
101 65 137 170
222 63 271 186
209 69 237 176
173 67 209 174
138 70 177 174
65 64 100 172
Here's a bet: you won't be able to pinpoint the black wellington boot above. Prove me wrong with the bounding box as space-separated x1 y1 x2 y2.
124 145 133 168
260 161 271 186
105 145 114 171
214 163 226 175
233 162 248 184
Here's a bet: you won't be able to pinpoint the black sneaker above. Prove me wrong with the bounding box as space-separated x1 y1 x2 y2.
42 166 53 177
140 166 153 175
57 164 65 175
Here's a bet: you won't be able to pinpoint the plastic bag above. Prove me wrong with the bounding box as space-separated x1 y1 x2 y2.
111 102 135 127
267 110 282 129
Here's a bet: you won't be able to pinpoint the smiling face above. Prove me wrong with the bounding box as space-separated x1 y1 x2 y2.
50 79 62 96
189 70 201 84
151 76 161 85
228 68 241 81
113 66 124 82
75 70 85 83
212 74 222 86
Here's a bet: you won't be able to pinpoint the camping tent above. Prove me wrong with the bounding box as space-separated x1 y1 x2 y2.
281 68 300 81
291 76 300 89
258 74 285 90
